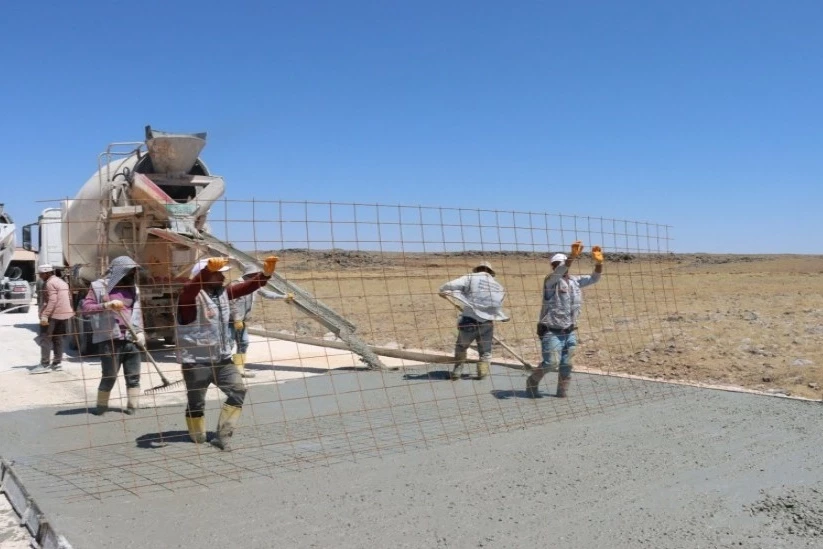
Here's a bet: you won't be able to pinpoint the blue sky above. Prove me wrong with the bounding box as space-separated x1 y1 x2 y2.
1 0 820 254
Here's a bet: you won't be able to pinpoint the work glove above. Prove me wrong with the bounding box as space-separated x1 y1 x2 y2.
262 255 279 276
234 320 245 331
40 317 49 327
592 245 604 265
207 257 230 272
135 332 146 348
103 300 125 311
284 292 295 303
570 241 584 259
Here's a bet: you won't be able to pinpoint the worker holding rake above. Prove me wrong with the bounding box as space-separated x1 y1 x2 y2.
176 255 279 451
439 261 508 380
80 256 146 415
526 241 604 398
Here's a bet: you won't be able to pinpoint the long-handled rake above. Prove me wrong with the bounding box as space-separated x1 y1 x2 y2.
442 295 535 370
115 309 184 394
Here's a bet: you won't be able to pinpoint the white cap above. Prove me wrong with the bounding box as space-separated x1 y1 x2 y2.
38 264 54 273
550 253 568 264
191 258 231 278
473 261 495 276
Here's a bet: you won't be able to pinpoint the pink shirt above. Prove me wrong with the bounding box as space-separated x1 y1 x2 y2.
40 275 74 320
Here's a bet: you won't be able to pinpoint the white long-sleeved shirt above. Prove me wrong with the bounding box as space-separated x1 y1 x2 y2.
439 272 508 322
538 264 601 330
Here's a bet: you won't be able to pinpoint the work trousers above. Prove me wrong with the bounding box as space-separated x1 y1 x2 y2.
39 319 68 366
454 316 494 361
99 340 141 391
229 323 250 354
182 360 246 419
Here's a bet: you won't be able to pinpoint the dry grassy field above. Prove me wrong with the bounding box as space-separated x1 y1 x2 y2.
254 251 823 399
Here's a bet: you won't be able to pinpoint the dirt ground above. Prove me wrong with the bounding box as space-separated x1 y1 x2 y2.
256 252 823 399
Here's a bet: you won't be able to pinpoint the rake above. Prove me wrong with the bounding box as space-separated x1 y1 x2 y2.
442 294 535 370
115 309 185 394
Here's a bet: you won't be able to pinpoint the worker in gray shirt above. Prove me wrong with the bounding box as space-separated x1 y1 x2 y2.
229 263 293 378
527 241 604 398
439 261 508 380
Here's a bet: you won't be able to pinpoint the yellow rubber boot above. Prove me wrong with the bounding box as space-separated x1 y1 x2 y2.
233 353 255 378
93 390 110 415
211 404 242 451
476 361 490 380
186 416 207 444
125 388 140 415
556 374 572 398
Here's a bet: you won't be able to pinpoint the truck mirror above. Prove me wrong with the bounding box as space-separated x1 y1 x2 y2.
22 224 33 251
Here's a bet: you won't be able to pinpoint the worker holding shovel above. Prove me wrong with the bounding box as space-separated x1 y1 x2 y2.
439 261 509 380
80 256 146 415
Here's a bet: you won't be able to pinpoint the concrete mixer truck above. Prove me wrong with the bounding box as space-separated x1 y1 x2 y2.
23 126 386 368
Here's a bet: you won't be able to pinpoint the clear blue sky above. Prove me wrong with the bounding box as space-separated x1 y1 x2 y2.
1 0 820 253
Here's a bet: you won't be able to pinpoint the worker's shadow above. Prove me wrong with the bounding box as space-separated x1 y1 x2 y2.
491 389 554 399
55 406 127 415
402 370 453 381
135 431 192 449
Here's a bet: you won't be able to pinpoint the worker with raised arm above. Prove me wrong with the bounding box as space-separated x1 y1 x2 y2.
438 261 508 380
526 241 604 398
229 263 294 378
80 256 146 414
176 255 279 451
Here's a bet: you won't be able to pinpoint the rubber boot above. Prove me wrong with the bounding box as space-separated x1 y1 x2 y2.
525 372 544 398
451 351 466 380
92 390 110 415
210 404 242 451
476 361 490 380
556 374 572 398
124 387 140 415
233 353 255 378
186 416 207 444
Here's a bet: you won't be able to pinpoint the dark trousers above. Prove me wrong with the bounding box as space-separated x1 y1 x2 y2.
182 360 246 418
99 340 141 391
39 319 68 366
455 316 494 361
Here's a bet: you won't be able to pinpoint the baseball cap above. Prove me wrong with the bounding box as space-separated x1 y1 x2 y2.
38 264 54 273
191 258 231 278
550 253 568 264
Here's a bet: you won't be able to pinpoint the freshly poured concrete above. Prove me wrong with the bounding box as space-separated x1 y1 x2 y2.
2 310 823 548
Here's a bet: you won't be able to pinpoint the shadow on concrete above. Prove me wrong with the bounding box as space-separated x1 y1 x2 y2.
491 389 553 400
136 431 194 449
246 364 364 375
55 407 128 416
403 370 454 381
13 322 39 333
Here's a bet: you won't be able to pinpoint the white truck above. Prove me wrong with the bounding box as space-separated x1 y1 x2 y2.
0 204 35 314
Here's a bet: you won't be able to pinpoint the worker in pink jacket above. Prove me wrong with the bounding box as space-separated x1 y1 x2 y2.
31 265 74 374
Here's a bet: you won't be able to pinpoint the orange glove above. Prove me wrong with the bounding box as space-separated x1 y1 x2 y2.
570 241 584 259
40 317 49 326
285 292 295 303
103 300 125 311
262 256 279 276
592 245 604 264
207 257 230 272
234 320 245 331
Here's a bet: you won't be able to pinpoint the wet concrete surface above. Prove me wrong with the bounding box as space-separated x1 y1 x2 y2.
1 366 822 548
